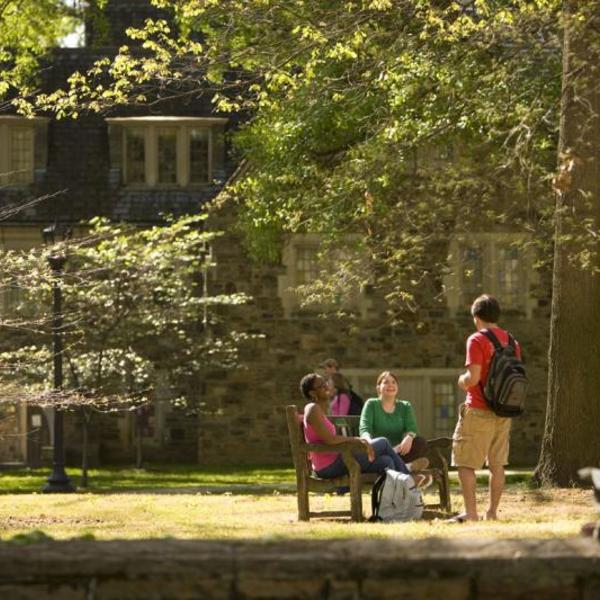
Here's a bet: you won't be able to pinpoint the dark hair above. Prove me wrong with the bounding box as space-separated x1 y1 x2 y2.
330 372 349 393
319 358 339 370
471 294 501 323
376 370 399 388
300 373 320 400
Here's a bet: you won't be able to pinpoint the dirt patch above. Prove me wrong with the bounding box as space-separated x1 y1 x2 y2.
0 515 105 528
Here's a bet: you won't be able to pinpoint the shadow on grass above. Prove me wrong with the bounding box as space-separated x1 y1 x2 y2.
1 466 538 495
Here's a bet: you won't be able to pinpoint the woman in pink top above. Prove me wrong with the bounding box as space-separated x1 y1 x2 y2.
329 372 351 416
300 373 409 479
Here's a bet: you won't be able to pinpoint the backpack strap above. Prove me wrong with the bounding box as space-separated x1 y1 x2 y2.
370 472 387 519
479 329 502 401
481 328 517 350
480 328 503 350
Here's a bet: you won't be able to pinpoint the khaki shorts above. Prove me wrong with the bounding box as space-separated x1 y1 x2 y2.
451 403 511 469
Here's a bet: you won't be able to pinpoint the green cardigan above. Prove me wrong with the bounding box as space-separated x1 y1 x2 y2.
359 398 419 447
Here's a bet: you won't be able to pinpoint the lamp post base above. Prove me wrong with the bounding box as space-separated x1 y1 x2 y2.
43 470 75 493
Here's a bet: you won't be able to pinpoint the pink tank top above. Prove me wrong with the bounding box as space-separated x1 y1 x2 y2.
331 392 350 416
303 411 338 472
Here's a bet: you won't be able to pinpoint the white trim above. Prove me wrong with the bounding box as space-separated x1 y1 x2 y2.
0 116 49 124
343 368 458 378
106 116 228 126
118 122 214 187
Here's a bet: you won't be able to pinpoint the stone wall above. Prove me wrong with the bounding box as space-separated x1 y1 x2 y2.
196 207 551 467
0 538 598 599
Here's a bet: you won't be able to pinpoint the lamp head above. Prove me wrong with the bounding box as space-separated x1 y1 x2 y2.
42 225 56 246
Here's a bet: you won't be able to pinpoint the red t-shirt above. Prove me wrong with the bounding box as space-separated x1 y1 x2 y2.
465 327 521 410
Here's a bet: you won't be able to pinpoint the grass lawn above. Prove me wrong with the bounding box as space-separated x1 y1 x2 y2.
0 464 295 494
0 466 595 542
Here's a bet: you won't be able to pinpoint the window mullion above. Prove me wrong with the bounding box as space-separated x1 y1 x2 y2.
208 128 213 182
122 129 127 183
147 126 156 186
179 126 188 186
0 124 7 180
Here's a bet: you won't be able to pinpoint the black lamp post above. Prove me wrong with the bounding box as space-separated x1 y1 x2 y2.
42 225 75 493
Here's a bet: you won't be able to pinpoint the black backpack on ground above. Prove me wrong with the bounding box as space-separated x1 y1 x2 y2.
347 389 364 415
479 329 528 418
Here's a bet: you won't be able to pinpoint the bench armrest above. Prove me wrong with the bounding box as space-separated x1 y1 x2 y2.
303 440 367 454
426 437 452 449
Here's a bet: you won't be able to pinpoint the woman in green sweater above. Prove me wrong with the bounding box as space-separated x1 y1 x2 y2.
359 370 429 470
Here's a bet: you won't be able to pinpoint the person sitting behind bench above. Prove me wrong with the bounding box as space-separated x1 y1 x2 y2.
300 373 411 479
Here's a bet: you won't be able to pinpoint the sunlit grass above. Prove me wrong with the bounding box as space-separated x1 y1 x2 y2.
0 482 594 543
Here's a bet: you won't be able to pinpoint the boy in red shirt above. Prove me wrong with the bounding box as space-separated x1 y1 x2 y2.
451 294 521 522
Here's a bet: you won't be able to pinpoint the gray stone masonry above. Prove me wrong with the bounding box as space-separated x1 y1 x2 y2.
0 538 598 599
197 208 552 467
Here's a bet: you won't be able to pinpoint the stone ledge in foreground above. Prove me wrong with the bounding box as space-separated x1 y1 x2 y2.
0 537 598 599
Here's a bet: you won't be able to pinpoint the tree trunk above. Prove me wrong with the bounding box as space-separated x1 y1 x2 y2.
535 1 600 486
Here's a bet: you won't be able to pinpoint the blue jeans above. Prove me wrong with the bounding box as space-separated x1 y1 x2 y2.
314 437 409 479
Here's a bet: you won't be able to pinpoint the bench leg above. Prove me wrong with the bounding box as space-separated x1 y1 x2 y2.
349 469 363 522
439 474 452 514
298 482 310 521
296 472 310 521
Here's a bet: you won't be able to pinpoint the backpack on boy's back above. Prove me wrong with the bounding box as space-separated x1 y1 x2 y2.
479 328 528 418
369 469 424 522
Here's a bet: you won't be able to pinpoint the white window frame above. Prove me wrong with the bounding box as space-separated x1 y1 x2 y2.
105 116 228 188
444 233 537 318
0 116 47 186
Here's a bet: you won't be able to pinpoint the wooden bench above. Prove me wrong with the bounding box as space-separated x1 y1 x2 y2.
330 414 452 516
286 405 452 522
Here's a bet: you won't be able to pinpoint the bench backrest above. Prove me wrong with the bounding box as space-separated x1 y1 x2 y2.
286 405 308 473
329 415 360 437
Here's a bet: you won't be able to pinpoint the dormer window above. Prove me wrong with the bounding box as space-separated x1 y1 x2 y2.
106 117 227 188
0 116 49 186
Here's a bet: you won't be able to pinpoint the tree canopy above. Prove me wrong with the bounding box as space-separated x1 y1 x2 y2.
25 0 566 315
0 214 252 409
4 0 600 484
0 0 78 108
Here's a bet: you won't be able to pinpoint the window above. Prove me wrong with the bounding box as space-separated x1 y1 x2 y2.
0 117 48 186
0 403 26 463
277 234 373 318
0 227 43 317
106 117 227 187
445 233 536 317
294 246 320 286
432 381 457 435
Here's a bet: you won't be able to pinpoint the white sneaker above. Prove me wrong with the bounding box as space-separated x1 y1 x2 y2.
407 457 429 472
414 474 434 490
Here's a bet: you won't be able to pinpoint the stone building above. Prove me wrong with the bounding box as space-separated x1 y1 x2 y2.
0 0 550 468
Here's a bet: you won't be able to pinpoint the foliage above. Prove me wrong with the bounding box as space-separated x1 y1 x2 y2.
0 0 79 107
0 214 253 411
23 0 567 317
